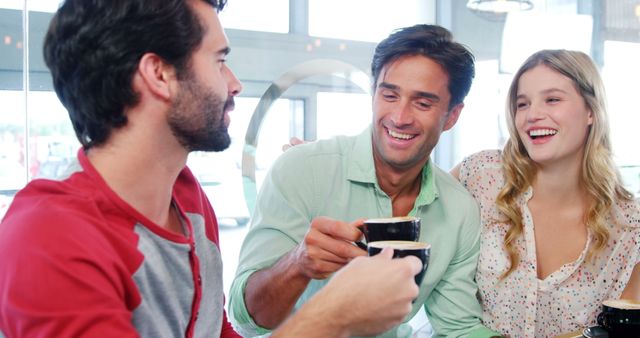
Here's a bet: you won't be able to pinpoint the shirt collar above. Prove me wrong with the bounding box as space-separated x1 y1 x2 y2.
346 126 438 207
346 126 377 184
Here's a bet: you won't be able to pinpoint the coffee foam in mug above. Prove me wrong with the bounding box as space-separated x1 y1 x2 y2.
365 216 417 223
368 240 429 250
603 299 640 310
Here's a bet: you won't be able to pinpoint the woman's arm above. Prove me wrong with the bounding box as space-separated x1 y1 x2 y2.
450 162 462 180
621 263 640 300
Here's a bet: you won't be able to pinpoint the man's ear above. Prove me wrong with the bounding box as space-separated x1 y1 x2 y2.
136 53 176 100
443 103 464 131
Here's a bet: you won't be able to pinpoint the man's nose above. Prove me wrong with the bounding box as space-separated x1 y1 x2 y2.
389 100 413 126
226 66 242 96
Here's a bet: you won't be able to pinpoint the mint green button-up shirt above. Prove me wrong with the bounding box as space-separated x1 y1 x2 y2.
229 127 498 338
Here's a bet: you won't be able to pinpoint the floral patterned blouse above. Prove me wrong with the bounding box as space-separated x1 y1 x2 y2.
458 150 640 338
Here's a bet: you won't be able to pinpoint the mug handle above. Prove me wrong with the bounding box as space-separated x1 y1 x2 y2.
355 241 367 250
355 224 367 250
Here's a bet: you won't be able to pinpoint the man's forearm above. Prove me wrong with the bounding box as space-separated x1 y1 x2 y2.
270 290 349 338
244 248 311 329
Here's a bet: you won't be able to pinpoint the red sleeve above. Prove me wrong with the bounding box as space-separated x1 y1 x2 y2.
0 195 141 338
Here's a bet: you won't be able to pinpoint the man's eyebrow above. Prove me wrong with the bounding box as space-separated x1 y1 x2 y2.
217 47 231 56
378 82 399 91
378 82 440 101
414 91 440 102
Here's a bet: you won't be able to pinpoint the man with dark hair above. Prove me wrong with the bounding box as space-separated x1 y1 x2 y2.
230 24 500 337
0 1 422 337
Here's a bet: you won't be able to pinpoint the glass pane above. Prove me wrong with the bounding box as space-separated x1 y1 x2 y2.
603 40 640 196
452 60 511 164
0 7 23 92
219 0 289 33
603 41 640 166
27 0 63 12
0 90 26 192
0 2 24 219
27 91 77 180
500 11 592 73
255 99 303 186
187 96 303 227
316 91 371 139
309 0 422 42
1 0 62 12
188 96 303 299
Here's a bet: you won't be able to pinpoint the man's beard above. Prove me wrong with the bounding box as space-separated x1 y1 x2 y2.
168 74 234 152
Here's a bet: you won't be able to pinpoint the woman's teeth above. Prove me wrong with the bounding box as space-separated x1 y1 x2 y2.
529 129 557 138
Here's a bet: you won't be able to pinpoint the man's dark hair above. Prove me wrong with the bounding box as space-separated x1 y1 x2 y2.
371 24 475 110
43 0 227 148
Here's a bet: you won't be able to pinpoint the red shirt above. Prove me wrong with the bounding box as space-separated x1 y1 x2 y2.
0 150 240 338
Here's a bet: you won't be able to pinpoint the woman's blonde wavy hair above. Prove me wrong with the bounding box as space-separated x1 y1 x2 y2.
497 49 633 279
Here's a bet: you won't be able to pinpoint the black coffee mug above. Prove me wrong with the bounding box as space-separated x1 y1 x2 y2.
367 240 430 286
596 299 640 337
360 216 421 243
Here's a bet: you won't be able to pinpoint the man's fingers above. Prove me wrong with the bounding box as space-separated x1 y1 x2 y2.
311 217 362 242
372 248 422 275
374 247 395 259
289 137 304 145
305 239 351 264
282 137 306 152
400 255 423 275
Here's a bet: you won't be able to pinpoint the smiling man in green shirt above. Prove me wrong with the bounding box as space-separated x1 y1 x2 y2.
229 24 500 338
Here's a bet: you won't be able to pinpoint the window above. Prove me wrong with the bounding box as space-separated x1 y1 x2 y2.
604 40 640 194
308 0 428 42
0 2 77 219
187 96 303 296
316 92 371 139
218 0 289 33
187 97 304 227
1 0 63 12
2 0 638 316
451 1 640 197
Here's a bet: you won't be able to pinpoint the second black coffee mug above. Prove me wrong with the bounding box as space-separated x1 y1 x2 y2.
367 240 430 286
596 299 640 337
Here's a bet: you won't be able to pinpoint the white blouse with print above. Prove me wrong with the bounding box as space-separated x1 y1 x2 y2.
458 150 640 338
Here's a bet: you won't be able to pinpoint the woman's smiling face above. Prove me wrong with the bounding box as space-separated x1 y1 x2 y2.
514 64 593 167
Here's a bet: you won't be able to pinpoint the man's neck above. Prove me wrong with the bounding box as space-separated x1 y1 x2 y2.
86 127 188 231
374 157 425 217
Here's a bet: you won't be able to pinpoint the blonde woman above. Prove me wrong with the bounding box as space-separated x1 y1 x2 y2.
452 50 640 337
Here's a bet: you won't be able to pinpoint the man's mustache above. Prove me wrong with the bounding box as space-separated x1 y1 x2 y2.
224 97 235 113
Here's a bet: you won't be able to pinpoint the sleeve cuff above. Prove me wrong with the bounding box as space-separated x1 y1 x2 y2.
228 269 271 337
